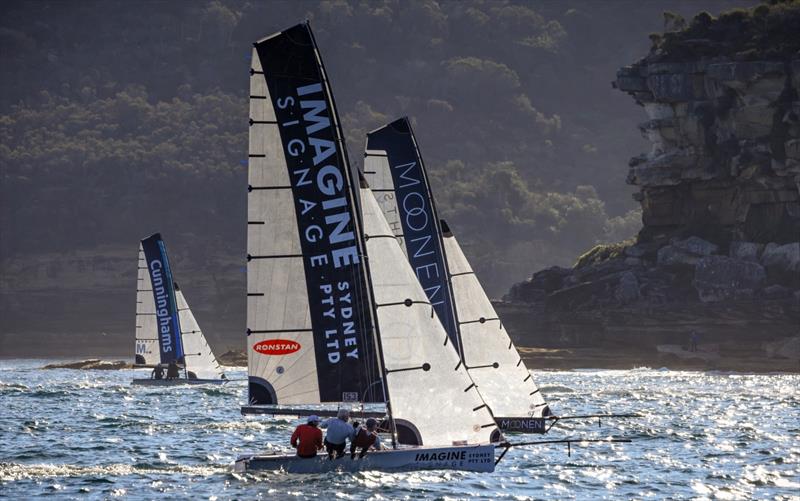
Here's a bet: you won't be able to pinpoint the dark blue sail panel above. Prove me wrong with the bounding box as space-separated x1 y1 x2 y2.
366 118 461 351
252 23 379 403
141 233 184 364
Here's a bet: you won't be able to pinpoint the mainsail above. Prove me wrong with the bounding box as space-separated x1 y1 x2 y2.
364 119 550 422
247 23 381 406
139 233 184 365
364 118 460 352
360 180 498 446
174 283 224 380
135 244 159 365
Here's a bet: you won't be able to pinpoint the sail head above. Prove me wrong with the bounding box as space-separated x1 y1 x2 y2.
247 23 381 405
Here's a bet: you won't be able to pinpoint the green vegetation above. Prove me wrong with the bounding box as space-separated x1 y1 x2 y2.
651 0 800 60
0 0 751 297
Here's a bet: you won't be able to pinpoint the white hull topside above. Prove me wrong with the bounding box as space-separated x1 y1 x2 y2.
131 378 226 386
235 444 496 474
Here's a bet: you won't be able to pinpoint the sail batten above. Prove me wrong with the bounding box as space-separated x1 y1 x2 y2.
360 186 498 446
364 119 550 421
247 23 380 406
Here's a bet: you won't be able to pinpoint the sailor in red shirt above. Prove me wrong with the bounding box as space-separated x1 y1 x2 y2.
290 415 323 459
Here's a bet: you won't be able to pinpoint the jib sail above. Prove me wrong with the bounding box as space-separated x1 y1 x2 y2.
140 233 184 364
174 283 224 380
247 23 380 405
440 220 549 420
360 177 498 446
364 118 461 352
364 119 549 421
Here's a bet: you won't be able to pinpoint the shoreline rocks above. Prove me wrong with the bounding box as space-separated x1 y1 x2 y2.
502 5 800 353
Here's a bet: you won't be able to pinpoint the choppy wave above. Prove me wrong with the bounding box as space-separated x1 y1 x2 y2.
0 362 798 500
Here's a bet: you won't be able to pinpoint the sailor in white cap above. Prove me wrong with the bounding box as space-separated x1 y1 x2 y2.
320 408 355 459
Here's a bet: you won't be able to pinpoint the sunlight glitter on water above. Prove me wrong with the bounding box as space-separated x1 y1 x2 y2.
0 361 798 499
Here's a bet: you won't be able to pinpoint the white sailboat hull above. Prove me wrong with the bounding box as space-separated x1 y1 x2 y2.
235 444 495 474
131 378 226 386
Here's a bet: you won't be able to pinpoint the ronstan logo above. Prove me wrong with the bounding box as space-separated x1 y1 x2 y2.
253 339 301 356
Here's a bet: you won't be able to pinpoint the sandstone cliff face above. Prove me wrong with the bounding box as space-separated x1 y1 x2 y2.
501 5 800 349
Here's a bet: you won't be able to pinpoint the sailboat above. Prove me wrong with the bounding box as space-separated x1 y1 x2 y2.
133 233 226 385
237 23 500 473
364 118 550 433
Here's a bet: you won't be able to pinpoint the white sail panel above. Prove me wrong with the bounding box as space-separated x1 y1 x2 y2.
247 46 319 405
175 288 223 380
361 187 497 446
443 231 548 418
364 151 405 250
135 245 159 365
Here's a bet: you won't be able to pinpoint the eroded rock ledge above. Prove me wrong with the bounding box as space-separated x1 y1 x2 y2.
501 4 800 355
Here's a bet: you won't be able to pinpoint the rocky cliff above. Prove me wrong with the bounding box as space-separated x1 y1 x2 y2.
501 3 800 355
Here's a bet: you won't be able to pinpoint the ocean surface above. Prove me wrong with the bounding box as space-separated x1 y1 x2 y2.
0 360 797 500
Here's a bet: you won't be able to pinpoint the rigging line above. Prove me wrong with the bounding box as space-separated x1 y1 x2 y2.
247 254 304 261
459 317 500 326
248 185 292 191
364 234 398 240
249 119 278 125
247 328 312 334
449 271 475 278
375 299 432 309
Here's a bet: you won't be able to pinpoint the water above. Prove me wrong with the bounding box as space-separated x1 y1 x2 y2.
1 360 797 500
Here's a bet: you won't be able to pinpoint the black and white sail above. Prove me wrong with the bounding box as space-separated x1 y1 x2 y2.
134 233 224 381
246 23 381 406
359 178 498 445
135 244 160 366
364 119 549 427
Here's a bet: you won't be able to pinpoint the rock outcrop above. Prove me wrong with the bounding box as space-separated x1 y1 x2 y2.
500 4 800 351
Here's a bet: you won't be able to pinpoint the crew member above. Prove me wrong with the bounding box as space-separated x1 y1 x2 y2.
151 364 164 380
350 417 384 459
291 415 323 458
320 409 355 459
166 359 180 379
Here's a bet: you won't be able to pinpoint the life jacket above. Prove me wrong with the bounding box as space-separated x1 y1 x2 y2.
352 427 377 449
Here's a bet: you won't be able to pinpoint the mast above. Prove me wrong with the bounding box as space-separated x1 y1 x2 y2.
246 23 382 407
305 23 397 448
364 118 462 355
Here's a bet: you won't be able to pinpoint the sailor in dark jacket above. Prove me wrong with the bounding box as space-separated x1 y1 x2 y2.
166 360 180 379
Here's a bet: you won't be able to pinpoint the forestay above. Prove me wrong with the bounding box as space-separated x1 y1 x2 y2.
360 183 498 446
441 220 549 420
134 245 159 366
246 23 381 406
174 284 224 380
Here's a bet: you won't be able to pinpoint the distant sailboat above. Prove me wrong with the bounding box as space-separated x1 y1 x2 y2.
365 118 550 433
237 23 500 473
133 233 226 385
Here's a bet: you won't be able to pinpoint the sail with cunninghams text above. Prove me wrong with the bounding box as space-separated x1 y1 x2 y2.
141 233 183 364
246 23 381 406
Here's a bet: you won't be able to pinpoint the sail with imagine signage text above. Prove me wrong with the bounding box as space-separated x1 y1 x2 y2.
246 23 381 405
